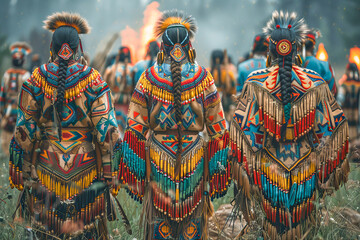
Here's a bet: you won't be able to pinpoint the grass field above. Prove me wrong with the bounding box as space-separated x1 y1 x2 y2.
0 146 359 239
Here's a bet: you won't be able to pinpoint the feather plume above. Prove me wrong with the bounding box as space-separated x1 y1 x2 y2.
263 10 309 45
10 42 32 54
154 9 197 39
43 12 91 34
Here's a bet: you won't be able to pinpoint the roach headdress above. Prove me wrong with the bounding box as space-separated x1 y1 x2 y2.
263 11 308 57
10 42 32 56
154 10 197 63
154 10 197 40
43 12 91 34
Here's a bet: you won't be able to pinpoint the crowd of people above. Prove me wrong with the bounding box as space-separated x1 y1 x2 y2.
0 8 358 240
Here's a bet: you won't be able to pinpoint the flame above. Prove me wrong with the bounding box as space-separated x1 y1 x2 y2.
120 1 160 63
139 1 161 60
120 26 138 63
316 43 328 61
349 46 360 70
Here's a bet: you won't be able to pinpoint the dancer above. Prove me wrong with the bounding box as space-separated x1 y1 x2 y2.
9 12 122 239
104 46 134 134
230 11 349 239
237 34 268 94
0 42 31 155
120 10 230 239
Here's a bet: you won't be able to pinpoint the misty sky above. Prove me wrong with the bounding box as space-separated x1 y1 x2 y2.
1 0 357 68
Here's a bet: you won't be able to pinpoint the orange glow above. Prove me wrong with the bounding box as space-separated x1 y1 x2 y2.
349 46 360 70
316 43 328 61
120 1 160 63
120 26 138 63
139 1 161 60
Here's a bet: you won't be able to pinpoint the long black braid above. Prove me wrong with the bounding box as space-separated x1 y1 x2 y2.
51 26 80 138
268 28 296 124
56 58 68 118
171 60 183 177
162 26 189 178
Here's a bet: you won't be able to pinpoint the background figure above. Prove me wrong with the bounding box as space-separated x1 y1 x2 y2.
104 46 133 134
29 53 41 72
132 40 160 83
210 49 236 123
237 34 268 94
0 42 31 156
8 12 122 239
230 11 350 239
119 10 230 239
338 62 360 140
302 29 337 96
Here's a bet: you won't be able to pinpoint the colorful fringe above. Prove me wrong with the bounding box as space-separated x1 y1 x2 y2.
30 67 102 103
37 164 98 201
230 119 349 236
208 131 231 200
32 182 106 235
150 138 205 222
139 68 214 105
244 83 322 141
119 129 146 202
9 137 25 190
111 139 122 196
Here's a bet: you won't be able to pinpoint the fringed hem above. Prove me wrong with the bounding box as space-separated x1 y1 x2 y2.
119 129 146 202
317 121 350 192
208 131 231 200
9 137 25 190
36 164 98 201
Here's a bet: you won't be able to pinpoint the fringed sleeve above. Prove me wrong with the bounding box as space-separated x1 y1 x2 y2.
90 78 122 193
203 75 230 200
9 78 39 190
314 85 349 195
119 74 149 203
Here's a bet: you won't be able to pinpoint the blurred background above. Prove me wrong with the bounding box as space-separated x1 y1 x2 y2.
0 1 359 239
0 0 359 77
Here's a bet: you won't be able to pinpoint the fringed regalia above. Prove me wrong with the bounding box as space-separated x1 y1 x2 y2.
119 62 230 239
230 65 350 238
104 61 134 134
0 68 30 156
0 42 31 155
9 61 122 236
338 64 360 140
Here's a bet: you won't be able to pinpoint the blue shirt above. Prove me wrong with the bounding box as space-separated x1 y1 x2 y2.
303 56 336 94
132 59 156 83
237 56 266 93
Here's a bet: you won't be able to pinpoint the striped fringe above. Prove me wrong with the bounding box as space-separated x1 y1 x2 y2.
119 130 146 202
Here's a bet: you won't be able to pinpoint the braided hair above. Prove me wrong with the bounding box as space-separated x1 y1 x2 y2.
162 26 189 177
264 11 309 125
51 26 79 121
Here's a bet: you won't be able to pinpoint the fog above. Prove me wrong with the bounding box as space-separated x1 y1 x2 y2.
1 0 359 69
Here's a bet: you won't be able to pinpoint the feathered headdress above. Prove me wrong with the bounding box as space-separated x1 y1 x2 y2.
43 12 91 34
263 11 308 45
154 10 197 39
10 42 32 55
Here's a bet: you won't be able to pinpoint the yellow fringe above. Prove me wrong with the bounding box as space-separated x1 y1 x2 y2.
31 67 101 102
37 165 97 200
139 73 214 103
